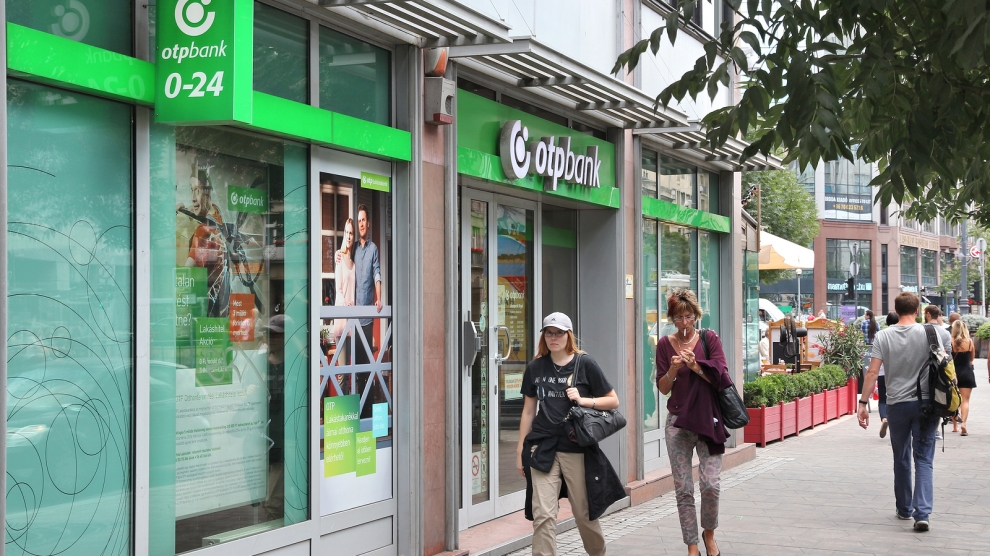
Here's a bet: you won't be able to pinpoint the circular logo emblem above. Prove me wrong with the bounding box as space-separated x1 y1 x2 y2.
230 192 238 205
51 0 90 41
175 0 215 37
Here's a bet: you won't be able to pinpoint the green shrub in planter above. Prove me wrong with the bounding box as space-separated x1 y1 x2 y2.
792 373 815 399
817 364 848 389
976 322 990 340
961 314 988 334
743 378 782 408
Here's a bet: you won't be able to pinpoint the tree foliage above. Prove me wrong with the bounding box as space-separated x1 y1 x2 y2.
743 169 819 284
614 0 990 225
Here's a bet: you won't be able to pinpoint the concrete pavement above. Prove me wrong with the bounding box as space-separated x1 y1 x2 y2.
514 359 990 555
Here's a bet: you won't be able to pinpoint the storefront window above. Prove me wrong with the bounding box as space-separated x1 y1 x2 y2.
642 220 660 432
7 80 134 556
641 150 658 198
826 239 871 320
8 0 132 55
660 224 698 309
698 171 719 214
699 231 720 331
900 246 919 291
660 156 696 208
743 249 760 382
921 249 937 287
317 151 394 515
319 26 391 126
255 2 309 104
149 126 310 554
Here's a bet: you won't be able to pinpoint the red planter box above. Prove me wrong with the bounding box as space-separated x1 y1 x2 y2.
744 377 859 447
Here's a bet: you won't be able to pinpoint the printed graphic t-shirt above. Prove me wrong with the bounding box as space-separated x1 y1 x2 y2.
521 354 613 452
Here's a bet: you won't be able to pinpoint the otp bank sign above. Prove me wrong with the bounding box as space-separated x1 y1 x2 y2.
156 0 252 125
176 0 216 36
499 120 602 191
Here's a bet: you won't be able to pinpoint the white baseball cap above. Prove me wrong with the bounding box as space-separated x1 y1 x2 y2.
541 312 573 332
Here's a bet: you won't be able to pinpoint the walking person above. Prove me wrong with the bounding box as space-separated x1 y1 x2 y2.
859 293 951 532
656 289 732 556
876 312 899 438
517 312 625 556
950 320 976 436
923 305 953 439
860 310 879 395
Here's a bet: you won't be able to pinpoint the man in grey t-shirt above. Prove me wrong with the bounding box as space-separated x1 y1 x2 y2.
859 293 946 533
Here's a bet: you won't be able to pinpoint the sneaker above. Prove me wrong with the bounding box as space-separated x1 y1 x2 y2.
880 420 888 439
935 429 942 440
914 520 930 532
896 512 912 520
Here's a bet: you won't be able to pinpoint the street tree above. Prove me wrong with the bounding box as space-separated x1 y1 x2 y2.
743 169 819 284
613 1 990 225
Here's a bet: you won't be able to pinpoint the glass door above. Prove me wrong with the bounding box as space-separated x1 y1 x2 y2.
460 190 535 527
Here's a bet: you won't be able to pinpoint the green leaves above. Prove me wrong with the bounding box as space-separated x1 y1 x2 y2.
615 0 990 226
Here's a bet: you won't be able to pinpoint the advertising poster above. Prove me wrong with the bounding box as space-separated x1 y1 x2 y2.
173 142 272 518
317 162 394 515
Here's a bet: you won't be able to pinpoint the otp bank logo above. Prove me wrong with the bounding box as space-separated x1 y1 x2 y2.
51 0 90 42
175 0 215 37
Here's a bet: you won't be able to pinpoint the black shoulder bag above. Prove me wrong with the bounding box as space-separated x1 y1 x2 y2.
564 354 627 447
699 329 750 429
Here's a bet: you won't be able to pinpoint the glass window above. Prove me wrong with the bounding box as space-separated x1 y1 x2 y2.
660 224 698 315
659 156 696 208
8 0 132 55
790 162 816 195
823 149 873 221
743 249 760 382
641 149 658 198
318 155 394 515
698 171 719 214
149 126 310 553
255 2 309 104
900 246 919 289
319 26 390 126
825 239 871 320
700 231 720 332
642 220 660 432
7 80 133 554
921 249 937 287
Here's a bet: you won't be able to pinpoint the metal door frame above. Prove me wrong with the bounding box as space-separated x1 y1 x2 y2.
459 188 540 528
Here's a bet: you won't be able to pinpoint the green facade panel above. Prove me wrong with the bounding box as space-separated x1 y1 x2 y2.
642 196 730 233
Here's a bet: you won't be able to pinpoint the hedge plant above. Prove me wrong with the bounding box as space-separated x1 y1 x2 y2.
743 364 851 408
976 322 990 341
961 314 988 334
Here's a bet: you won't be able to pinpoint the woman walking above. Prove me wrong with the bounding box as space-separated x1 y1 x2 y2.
517 312 626 556
656 289 732 556
860 310 879 395
951 320 976 436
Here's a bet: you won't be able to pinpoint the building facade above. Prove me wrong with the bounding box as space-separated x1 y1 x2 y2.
762 155 961 320
1 1 771 555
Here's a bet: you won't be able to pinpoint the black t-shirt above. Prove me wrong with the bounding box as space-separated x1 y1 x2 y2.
521 353 614 452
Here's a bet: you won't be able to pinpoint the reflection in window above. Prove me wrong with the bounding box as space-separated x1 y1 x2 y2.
319 26 390 126
641 150 658 199
255 2 309 104
823 150 873 221
900 246 918 287
642 220 660 432
149 126 310 553
7 79 134 556
8 0 133 55
700 231 720 331
660 156 696 208
660 224 698 311
698 171 719 214
921 249 937 287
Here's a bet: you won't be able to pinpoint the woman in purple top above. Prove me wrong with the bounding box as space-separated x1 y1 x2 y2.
656 289 731 556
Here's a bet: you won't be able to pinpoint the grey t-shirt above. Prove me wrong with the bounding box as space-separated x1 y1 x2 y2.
869 324 950 406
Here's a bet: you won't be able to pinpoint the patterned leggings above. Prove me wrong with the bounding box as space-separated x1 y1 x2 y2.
665 413 722 546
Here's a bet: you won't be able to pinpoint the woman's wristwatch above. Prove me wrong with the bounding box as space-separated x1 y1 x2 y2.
664 373 676 383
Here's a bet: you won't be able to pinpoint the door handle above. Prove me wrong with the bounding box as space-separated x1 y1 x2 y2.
463 311 482 370
495 325 511 363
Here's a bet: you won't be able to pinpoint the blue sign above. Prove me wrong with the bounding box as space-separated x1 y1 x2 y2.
372 403 389 437
948 303 958 315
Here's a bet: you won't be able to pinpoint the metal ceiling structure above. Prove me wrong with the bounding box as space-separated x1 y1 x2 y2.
320 0 783 171
318 0 512 47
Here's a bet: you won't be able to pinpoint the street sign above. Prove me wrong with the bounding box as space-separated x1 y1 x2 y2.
978 238 988 254
972 246 982 258
156 0 254 125
849 261 860 277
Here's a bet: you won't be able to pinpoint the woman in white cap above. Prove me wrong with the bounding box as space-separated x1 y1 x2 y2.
516 312 626 556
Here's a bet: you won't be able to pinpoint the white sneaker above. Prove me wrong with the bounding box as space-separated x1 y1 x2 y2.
935 430 942 440
914 520 930 532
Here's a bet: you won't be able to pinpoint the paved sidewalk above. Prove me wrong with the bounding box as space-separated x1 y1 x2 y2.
514 360 990 555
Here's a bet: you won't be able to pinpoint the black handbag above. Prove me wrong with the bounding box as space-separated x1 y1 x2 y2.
699 329 750 429
564 354 627 446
